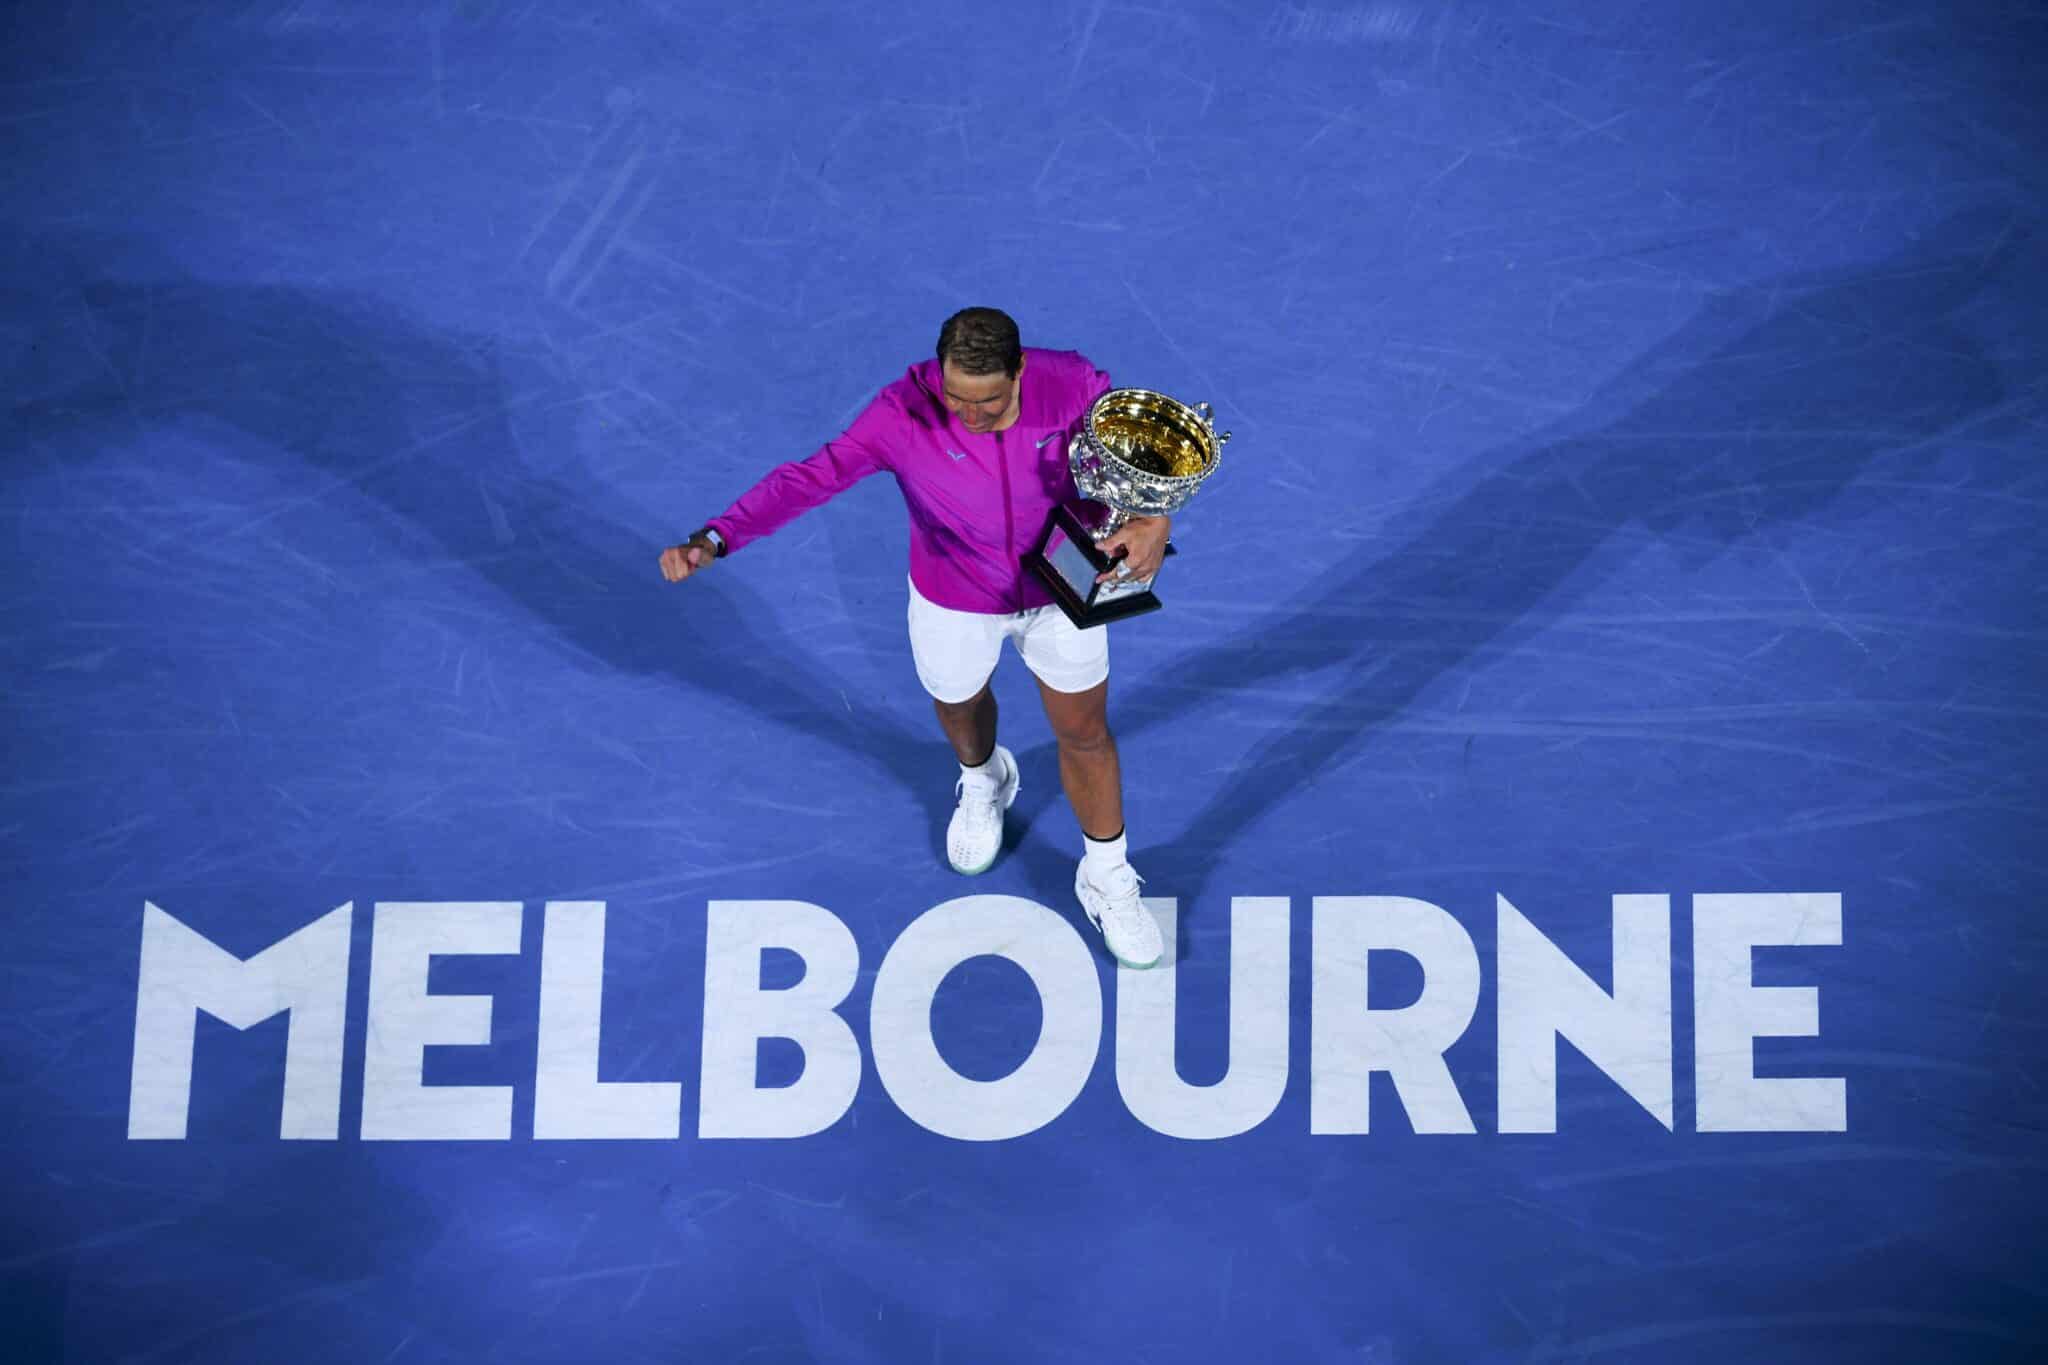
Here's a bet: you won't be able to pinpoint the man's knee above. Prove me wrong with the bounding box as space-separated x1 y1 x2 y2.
1057 726 1114 756
1046 698 1113 752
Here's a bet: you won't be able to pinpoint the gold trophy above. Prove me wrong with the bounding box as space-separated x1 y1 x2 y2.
1024 388 1230 627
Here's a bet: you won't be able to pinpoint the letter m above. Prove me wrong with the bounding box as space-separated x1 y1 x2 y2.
128 902 352 1140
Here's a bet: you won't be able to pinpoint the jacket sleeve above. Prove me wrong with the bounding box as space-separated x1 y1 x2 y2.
1052 352 1114 504
703 394 893 554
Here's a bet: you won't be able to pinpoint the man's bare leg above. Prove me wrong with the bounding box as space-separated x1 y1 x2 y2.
933 682 999 766
1035 677 1122 840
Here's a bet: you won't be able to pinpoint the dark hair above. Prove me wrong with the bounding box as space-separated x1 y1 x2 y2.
936 307 1022 378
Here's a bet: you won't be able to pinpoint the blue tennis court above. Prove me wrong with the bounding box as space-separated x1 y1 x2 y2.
4 2 2043 1361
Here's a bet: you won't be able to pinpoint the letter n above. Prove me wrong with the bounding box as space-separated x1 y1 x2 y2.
1496 894 1673 1132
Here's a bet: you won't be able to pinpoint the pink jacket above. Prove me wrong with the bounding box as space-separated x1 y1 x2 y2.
705 347 1113 614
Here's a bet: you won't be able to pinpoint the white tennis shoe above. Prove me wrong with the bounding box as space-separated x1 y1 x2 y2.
947 745 1019 875
1075 859 1164 969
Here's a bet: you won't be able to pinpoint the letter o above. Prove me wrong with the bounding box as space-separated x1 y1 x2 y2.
870 895 1102 1140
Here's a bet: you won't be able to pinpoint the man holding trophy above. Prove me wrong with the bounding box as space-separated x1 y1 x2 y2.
659 307 1225 970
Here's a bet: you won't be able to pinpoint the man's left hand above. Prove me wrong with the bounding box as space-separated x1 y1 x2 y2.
1095 515 1171 584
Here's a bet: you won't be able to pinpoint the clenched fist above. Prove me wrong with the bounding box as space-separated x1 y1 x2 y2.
659 535 719 583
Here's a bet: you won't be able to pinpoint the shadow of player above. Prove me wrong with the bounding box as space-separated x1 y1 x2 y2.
0 228 956 848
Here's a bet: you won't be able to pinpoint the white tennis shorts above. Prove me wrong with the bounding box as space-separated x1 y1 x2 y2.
906 576 1109 703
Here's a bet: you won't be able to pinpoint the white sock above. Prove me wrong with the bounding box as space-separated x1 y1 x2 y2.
960 747 1004 789
1082 827 1128 879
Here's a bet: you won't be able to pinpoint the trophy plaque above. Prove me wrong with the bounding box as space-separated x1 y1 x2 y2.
1024 387 1230 628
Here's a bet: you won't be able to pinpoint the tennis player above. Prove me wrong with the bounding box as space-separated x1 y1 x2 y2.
659 307 1166 968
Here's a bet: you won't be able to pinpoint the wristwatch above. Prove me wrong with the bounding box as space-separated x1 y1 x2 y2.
691 526 727 557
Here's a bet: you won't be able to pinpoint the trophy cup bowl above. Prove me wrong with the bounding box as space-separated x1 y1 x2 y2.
1024 387 1231 628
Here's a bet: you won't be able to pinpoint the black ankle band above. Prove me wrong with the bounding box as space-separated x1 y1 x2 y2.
1084 826 1125 845
962 745 996 769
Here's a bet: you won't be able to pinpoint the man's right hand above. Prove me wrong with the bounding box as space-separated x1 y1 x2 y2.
660 536 719 583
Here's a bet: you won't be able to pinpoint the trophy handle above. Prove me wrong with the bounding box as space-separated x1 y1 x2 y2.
1194 400 1232 447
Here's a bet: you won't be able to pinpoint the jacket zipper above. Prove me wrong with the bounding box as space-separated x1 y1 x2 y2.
995 429 1019 611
